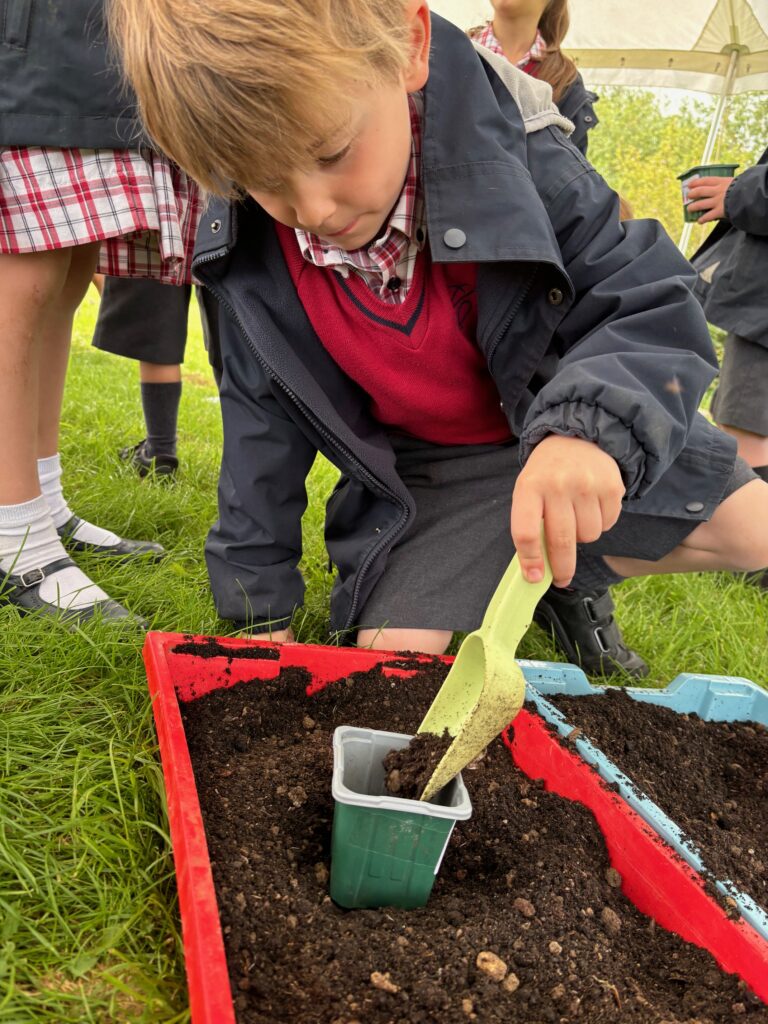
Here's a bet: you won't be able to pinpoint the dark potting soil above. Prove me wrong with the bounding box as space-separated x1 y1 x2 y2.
548 688 768 916
383 731 453 800
172 635 280 660
179 660 768 1024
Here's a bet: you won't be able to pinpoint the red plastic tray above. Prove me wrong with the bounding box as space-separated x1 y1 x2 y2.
143 632 768 1023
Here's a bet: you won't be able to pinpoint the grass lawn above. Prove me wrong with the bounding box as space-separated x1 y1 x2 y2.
0 287 765 1021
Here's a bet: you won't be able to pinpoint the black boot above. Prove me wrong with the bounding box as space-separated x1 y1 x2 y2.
533 585 649 679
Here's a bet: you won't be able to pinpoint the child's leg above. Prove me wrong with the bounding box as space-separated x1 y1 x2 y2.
32 249 165 557
357 627 453 655
37 241 101 458
0 247 138 621
137 359 182 463
717 425 768 473
605 478 768 578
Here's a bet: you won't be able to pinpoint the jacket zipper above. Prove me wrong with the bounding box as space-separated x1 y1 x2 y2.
194 253 411 629
486 266 539 365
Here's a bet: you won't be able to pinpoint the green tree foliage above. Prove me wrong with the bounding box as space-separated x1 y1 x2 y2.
585 88 768 253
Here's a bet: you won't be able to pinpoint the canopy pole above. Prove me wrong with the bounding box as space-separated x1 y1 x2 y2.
678 46 741 255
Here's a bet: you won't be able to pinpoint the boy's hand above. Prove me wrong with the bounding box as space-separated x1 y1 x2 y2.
685 176 735 224
511 436 624 588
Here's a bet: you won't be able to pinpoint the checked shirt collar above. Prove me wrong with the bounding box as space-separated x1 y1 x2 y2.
473 22 547 66
295 92 425 305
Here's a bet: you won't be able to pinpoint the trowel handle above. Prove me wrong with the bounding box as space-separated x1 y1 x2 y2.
480 534 552 649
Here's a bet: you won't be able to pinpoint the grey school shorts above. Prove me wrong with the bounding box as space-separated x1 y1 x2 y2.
356 434 756 634
92 277 191 365
710 333 768 438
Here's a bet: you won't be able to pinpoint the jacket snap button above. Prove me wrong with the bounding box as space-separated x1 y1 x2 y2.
210 219 222 234
443 228 467 249
584 115 594 123
685 500 705 513
547 287 564 306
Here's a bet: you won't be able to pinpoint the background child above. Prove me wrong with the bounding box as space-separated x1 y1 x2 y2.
689 146 768 589
0 0 200 625
468 0 598 155
92 276 190 479
109 0 768 665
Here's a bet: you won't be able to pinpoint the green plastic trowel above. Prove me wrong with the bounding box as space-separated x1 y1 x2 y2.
417 544 552 803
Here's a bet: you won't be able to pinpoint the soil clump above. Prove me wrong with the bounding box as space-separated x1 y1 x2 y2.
383 731 453 800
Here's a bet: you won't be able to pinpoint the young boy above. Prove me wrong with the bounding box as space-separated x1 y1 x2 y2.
110 0 768 666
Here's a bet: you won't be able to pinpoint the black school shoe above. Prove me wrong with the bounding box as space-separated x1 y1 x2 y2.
57 515 166 561
533 585 649 679
119 438 179 480
0 557 148 628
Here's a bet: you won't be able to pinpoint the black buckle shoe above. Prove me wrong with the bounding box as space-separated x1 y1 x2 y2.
533 585 649 679
0 557 148 628
57 515 166 561
119 439 178 479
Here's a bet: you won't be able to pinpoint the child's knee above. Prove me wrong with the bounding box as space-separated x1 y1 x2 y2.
713 479 768 571
1 250 69 315
357 627 453 655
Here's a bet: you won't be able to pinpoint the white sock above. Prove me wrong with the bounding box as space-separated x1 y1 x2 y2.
0 495 111 610
38 454 121 548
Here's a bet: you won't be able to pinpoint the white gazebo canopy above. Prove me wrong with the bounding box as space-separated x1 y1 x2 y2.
564 0 768 95
431 1 768 95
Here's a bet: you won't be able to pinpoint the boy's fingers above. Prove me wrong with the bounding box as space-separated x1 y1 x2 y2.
599 491 623 532
543 498 577 588
510 489 545 582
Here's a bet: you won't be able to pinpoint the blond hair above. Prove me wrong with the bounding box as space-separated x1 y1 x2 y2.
108 0 411 196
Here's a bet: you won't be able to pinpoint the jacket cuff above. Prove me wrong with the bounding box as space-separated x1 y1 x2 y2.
520 400 656 498
723 167 768 236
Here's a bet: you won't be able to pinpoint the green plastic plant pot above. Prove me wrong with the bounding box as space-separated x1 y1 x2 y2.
677 163 739 222
330 726 473 910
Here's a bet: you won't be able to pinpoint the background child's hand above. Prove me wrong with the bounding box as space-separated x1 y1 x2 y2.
685 176 735 224
511 436 624 588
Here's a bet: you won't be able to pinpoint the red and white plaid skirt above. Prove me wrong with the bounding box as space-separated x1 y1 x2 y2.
0 147 203 285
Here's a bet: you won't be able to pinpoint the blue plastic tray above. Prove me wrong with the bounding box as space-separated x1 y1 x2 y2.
518 661 768 942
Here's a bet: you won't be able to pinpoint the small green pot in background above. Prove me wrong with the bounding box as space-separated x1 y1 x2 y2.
677 163 739 222
330 726 473 910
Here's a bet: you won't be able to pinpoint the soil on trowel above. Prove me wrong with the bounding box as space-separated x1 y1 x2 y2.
383 731 452 800
179 658 768 1024
549 688 768 916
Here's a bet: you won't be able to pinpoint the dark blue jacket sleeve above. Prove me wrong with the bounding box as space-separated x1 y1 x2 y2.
521 127 719 499
205 344 317 628
724 163 768 237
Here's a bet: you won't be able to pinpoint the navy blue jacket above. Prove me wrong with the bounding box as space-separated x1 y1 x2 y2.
0 0 136 148
691 147 768 348
194 14 735 632
557 73 598 155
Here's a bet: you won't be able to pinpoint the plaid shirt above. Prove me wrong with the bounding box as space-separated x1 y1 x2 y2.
472 23 547 66
295 93 425 305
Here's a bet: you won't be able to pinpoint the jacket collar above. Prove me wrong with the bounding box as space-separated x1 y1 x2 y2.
195 13 565 272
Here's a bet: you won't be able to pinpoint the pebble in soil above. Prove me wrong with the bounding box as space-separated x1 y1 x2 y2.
179 657 768 1024
548 688 768 916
